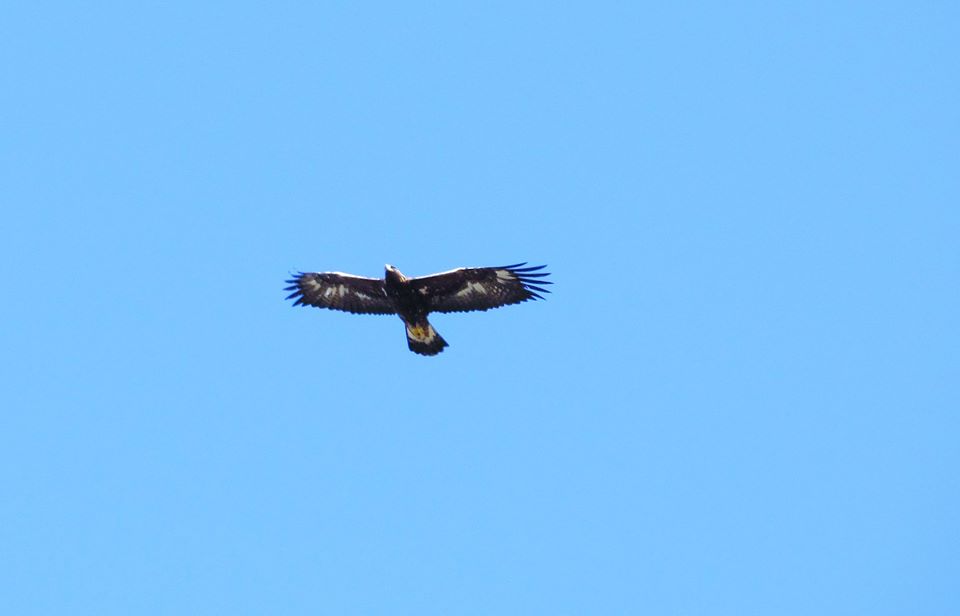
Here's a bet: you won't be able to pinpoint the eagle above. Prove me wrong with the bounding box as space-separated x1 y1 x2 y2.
284 263 552 355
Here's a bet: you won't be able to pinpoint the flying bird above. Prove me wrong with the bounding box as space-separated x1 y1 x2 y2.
284 263 552 355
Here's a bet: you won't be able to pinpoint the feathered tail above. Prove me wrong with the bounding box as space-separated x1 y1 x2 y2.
405 318 448 356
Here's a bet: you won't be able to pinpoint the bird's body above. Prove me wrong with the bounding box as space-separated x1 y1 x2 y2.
383 265 449 355
285 263 551 355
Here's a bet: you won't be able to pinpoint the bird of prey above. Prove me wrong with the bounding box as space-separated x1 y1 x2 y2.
284 263 552 355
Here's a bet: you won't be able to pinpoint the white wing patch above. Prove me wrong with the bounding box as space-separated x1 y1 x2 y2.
311 281 365 300
454 281 488 298
495 269 515 283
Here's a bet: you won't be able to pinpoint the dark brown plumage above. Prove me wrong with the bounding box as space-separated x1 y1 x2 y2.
285 263 551 355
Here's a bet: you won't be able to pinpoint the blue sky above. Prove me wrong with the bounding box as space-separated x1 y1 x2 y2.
2 2 957 614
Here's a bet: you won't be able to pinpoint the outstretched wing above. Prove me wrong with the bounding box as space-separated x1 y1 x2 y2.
409 263 552 314
285 272 396 315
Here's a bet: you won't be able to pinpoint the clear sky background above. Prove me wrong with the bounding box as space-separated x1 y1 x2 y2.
2 2 957 614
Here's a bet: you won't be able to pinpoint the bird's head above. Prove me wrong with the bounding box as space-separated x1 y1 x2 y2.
384 264 406 283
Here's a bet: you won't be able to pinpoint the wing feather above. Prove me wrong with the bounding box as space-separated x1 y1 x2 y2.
409 263 552 313
284 272 395 315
